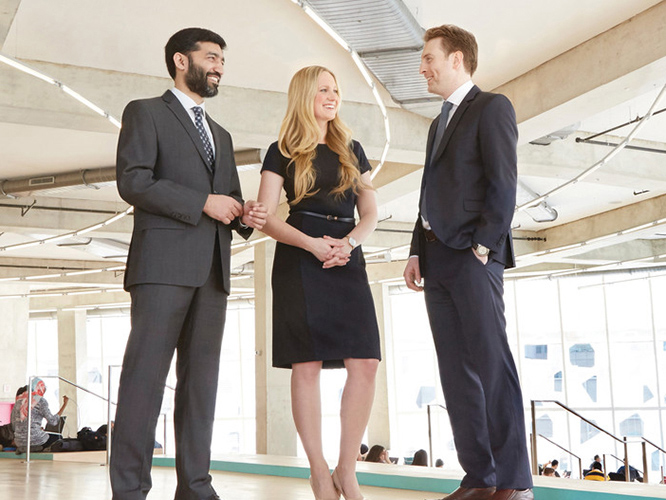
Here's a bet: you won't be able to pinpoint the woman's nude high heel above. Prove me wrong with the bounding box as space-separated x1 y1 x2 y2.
310 475 341 500
332 468 365 500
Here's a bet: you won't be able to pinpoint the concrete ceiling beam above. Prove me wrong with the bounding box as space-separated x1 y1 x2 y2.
517 192 666 266
495 1 666 144
0 195 133 234
519 135 666 189
29 289 129 311
0 0 20 48
0 256 124 285
0 59 431 163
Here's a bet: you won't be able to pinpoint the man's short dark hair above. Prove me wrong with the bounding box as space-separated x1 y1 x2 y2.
165 27 227 79
16 385 28 398
424 24 478 76
551 459 559 467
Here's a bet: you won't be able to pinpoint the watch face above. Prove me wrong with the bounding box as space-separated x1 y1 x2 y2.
474 244 489 256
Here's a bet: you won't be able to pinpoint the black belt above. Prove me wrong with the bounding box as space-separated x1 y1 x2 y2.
424 228 437 242
292 210 355 223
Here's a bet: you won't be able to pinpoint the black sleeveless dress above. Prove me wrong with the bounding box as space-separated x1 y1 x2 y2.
261 140 381 369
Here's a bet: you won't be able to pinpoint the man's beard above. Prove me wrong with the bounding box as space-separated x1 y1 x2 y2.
185 56 220 98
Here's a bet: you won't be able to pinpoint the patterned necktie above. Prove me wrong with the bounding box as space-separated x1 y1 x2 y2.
421 100 454 223
192 106 215 167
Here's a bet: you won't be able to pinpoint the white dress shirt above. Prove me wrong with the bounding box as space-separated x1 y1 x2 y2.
169 87 216 156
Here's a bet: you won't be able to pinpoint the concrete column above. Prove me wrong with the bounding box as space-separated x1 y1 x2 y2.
367 283 395 451
254 240 297 456
57 309 88 434
0 285 29 413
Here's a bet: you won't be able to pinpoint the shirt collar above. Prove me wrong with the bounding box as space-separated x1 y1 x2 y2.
170 87 206 115
446 80 474 107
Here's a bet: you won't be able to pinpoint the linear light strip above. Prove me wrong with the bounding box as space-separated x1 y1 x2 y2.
0 206 134 253
516 83 666 212
0 264 127 283
0 51 135 256
0 287 121 300
291 0 391 180
0 51 122 129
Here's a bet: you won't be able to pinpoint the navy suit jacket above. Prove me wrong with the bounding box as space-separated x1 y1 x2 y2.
410 85 517 269
116 90 252 293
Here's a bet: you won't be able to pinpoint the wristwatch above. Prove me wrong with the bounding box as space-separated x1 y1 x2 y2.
346 236 359 249
472 242 490 256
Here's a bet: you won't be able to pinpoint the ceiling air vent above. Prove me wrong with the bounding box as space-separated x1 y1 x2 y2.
28 176 56 186
307 0 435 109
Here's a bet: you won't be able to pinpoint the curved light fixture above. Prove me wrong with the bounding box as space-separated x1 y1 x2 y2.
0 52 122 128
0 52 137 255
516 83 666 212
0 206 134 253
290 0 391 179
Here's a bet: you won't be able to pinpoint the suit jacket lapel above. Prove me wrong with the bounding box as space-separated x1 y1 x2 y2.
162 91 214 174
430 85 480 166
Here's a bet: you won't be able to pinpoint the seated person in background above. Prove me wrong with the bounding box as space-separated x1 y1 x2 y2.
542 467 555 477
365 445 392 464
544 459 561 477
616 465 643 482
584 462 606 481
590 454 600 467
411 449 428 466
11 378 68 451
0 386 28 449
358 443 369 461
435 458 444 468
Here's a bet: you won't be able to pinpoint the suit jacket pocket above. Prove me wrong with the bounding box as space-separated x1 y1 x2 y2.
463 199 484 212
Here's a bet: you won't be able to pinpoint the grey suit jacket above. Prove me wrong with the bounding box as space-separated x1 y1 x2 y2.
116 90 251 294
410 85 517 268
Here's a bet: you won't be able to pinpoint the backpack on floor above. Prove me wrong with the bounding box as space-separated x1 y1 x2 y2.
77 427 106 451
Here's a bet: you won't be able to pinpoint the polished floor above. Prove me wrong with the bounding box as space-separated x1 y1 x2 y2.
0 459 445 500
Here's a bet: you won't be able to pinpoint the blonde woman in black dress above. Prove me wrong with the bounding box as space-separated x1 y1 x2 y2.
257 66 380 500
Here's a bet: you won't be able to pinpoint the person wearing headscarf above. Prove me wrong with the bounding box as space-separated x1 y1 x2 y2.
11 378 68 450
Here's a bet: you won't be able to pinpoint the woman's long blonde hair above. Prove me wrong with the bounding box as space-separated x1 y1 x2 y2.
278 65 366 205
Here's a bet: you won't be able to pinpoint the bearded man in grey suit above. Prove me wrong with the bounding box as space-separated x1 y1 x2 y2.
403 25 532 500
110 27 267 500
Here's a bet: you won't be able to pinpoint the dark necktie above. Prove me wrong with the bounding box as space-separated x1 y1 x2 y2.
192 106 215 167
430 100 454 159
421 100 454 223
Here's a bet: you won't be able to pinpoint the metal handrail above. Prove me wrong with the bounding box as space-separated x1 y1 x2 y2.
537 434 582 478
530 400 629 481
426 403 447 467
26 375 109 464
610 453 642 473
640 437 666 483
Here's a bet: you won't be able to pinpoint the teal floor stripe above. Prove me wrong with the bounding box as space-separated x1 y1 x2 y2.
0 451 53 461
151 457 665 500
2 453 662 499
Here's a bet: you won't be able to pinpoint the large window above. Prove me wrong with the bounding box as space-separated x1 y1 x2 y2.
387 272 666 482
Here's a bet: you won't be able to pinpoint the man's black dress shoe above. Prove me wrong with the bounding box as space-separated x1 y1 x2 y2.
434 486 496 500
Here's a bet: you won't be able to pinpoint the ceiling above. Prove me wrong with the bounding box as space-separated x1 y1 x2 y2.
1 0 665 308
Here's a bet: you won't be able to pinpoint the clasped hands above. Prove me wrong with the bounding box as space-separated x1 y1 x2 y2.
310 235 353 269
204 194 268 230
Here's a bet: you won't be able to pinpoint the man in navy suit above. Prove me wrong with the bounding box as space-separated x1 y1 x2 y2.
111 28 266 500
403 25 533 500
